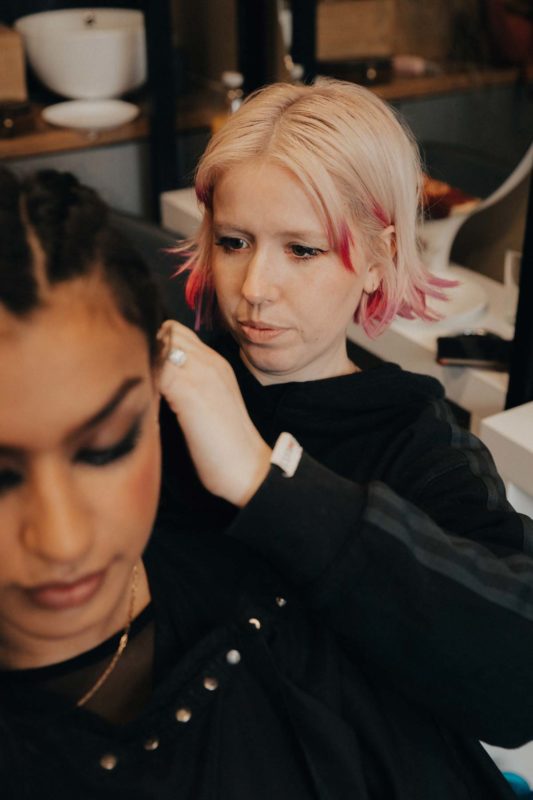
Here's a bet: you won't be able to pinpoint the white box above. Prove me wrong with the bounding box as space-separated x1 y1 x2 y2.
160 188 202 237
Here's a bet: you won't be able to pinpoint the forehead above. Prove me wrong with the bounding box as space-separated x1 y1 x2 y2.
213 160 326 233
0 278 150 447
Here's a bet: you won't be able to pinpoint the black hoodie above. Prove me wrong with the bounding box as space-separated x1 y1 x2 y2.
3 335 532 798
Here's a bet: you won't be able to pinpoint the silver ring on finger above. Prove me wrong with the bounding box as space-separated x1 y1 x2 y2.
168 347 187 367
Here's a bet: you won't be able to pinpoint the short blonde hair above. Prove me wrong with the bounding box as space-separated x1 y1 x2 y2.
177 78 446 336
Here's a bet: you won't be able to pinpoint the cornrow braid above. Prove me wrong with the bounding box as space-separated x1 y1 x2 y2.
0 167 37 313
22 169 108 284
0 167 164 363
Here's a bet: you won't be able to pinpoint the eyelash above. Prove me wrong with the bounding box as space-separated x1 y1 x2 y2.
214 236 247 254
0 421 143 497
76 420 142 467
0 470 22 496
214 237 325 260
289 244 324 259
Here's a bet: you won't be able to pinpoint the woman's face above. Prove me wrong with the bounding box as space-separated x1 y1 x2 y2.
0 277 161 669
211 160 378 384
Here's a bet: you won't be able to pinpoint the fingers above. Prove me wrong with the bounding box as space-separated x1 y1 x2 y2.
155 321 271 505
157 322 249 420
157 320 201 346
157 319 233 394
157 320 213 365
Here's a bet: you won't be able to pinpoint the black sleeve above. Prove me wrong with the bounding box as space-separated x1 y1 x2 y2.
226 446 533 749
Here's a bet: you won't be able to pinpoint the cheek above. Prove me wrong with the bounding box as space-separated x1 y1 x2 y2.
322 270 365 310
0 499 21 569
106 432 161 544
302 277 363 333
213 261 242 305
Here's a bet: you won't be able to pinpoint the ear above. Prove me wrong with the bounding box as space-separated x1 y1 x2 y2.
362 224 395 293
362 263 383 294
380 223 396 260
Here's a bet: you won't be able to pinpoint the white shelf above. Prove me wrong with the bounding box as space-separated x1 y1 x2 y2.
160 187 200 238
348 266 512 431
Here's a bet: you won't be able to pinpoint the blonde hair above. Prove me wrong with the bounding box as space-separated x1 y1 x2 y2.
177 78 447 336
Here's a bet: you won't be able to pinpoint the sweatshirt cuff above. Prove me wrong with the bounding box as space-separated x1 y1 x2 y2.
227 451 365 586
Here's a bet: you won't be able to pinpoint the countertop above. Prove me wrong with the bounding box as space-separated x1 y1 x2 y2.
1 65 529 161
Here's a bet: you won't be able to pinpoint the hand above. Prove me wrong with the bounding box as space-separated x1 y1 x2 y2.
157 321 272 507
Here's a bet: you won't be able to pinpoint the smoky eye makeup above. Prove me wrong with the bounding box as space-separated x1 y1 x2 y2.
75 415 144 468
0 423 141 497
0 468 22 497
0 401 148 498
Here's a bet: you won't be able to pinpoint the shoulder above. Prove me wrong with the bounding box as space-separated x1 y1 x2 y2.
349 366 514 513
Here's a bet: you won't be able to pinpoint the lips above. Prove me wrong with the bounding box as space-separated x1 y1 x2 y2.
25 570 106 611
238 320 288 344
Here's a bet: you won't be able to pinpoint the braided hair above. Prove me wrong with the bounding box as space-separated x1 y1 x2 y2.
0 167 163 362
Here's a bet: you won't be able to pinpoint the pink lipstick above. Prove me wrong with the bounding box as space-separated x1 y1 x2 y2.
26 570 106 611
238 321 287 344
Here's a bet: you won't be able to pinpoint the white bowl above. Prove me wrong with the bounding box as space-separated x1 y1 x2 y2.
42 99 140 131
15 8 146 100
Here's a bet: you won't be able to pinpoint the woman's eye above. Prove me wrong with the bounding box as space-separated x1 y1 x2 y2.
289 244 324 259
76 421 142 468
214 236 248 253
0 469 23 497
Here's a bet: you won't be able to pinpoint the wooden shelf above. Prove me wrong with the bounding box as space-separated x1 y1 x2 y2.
1 66 528 161
371 66 528 101
0 103 150 159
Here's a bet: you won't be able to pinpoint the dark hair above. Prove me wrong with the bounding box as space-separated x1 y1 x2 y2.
0 167 163 362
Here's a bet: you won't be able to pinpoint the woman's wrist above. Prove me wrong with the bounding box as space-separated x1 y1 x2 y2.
234 432 303 508
233 440 272 508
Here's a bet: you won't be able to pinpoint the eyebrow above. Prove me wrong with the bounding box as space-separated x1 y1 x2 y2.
74 377 144 435
213 222 328 242
0 377 143 457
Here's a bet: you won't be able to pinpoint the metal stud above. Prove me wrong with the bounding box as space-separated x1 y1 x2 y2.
175 707 192 723
143 737 160 752
99 753 118 771
203 676 219 691
248 617 261 630
226 649 241 665
275 596 287 607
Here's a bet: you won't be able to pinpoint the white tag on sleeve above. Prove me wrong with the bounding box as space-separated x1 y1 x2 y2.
270 432 303 478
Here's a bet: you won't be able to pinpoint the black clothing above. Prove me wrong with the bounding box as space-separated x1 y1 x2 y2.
2 335 532 798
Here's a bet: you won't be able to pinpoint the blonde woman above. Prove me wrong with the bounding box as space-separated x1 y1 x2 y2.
158 79 533 798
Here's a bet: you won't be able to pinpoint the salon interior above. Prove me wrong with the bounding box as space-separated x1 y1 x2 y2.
1 0 533 791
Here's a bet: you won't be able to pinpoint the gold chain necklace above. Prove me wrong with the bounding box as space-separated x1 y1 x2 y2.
77 563 139 708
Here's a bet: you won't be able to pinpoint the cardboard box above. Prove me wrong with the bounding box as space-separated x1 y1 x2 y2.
0 25 27 102
317 0 395 61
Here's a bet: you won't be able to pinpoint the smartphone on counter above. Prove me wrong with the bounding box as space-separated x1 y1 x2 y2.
436 330 511 370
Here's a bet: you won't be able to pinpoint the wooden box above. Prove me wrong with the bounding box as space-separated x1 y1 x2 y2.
317 0 395 61
0 25 27 102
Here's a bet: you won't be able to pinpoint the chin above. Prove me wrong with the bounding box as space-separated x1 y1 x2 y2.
243 347 300 378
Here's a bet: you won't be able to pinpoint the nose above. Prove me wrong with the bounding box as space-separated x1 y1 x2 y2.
240 249 279 307
22 461 93 568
